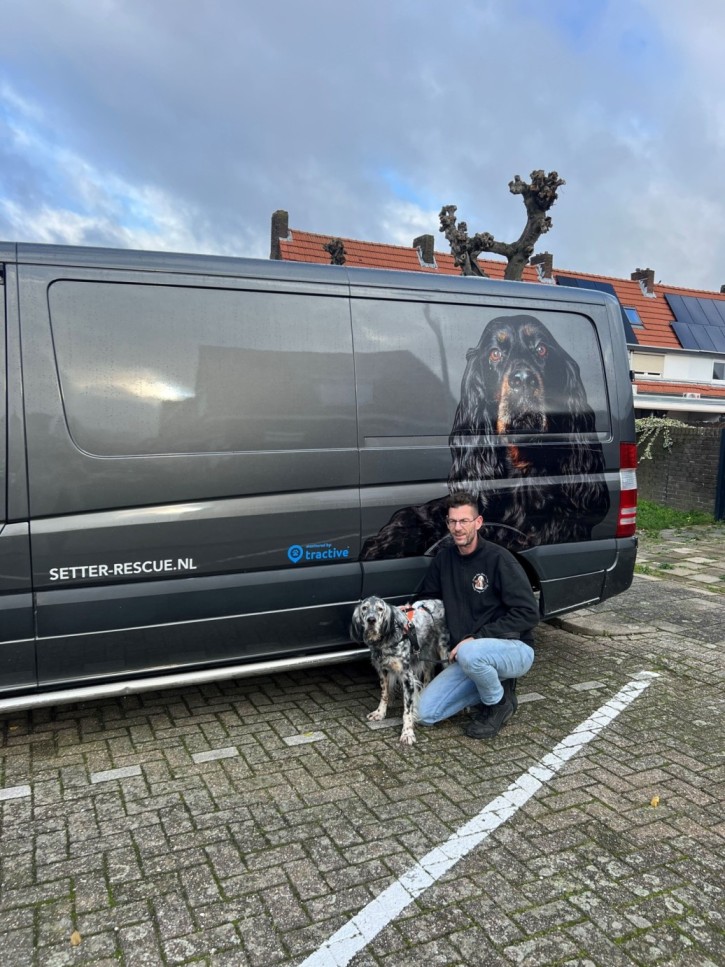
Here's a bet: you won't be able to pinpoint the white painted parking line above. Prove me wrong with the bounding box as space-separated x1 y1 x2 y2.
192 747 239 763
90 766 142 784
283 731 325 746
0 784 31 801
297 672 659 967
571 680 606 691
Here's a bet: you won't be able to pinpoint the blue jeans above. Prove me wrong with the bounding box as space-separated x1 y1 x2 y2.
417 637 535 725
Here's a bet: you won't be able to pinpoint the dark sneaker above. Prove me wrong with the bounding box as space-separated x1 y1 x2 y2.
466 702 493 725
464 691 516 739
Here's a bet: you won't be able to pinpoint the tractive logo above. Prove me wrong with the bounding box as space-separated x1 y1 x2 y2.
287 542 350 564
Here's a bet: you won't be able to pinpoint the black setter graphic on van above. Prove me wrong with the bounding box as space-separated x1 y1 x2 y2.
361 314 610 559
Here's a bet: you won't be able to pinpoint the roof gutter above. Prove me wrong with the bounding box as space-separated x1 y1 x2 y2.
633 394 725 414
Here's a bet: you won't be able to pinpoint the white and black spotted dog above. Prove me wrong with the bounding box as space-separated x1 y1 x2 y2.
350 597 449 745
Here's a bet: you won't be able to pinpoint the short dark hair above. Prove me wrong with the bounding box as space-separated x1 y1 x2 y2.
446 491 481 516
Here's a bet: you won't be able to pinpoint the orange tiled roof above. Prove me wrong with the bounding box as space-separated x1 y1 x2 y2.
277 229 725 354
278 229 540 281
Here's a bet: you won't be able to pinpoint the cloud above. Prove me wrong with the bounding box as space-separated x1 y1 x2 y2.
0 85 261 255
0 0 723 288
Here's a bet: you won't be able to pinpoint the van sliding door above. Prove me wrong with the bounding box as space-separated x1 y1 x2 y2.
19 268 361 688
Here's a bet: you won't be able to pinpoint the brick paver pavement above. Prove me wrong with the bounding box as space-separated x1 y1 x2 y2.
1 526 723 966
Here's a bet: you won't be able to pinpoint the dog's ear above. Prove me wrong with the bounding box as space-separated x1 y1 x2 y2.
349 606 365 643
561 354 596 431
451 342 497 436
449 325 501 482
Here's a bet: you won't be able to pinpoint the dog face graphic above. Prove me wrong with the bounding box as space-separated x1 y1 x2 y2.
451 314 597 442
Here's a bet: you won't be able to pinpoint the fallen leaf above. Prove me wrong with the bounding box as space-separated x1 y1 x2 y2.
650 795 660 808
70 931 82 946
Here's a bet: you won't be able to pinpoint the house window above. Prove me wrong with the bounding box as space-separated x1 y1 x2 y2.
623 306 644 328
714 361 725 381
630 352 664 377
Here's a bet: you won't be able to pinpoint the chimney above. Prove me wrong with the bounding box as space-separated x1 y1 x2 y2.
631 267 655 296
530 252 553 281
413 234 436 267
270 209 290 260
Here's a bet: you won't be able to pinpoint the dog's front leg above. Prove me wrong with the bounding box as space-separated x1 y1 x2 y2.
367 672 390 721
399 672 417 745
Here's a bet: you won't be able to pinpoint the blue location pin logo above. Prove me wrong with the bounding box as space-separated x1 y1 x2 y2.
287 544 304 563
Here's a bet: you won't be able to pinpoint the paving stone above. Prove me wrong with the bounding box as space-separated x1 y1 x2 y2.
152 891 196 940
0 929 35 967
236 913 290 965
504 934 581 965
163 923 243 964
379 935 462 965
565 921 639 967
2 526 724 966
116 920 163 966
512 898 584 934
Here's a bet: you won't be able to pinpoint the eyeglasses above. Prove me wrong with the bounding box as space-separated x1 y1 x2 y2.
446 517 478 528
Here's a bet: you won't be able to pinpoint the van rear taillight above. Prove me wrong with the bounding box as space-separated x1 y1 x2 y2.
617 442 638 537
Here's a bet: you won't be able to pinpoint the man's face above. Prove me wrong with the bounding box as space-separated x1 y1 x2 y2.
445 504 483 551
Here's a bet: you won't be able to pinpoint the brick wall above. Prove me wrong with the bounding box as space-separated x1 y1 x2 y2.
636 425 725 515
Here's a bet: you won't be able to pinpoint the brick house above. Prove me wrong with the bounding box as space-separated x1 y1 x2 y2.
270 209 725 421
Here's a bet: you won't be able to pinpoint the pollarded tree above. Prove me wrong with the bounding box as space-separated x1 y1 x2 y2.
324 238 346 265
439 170 565 281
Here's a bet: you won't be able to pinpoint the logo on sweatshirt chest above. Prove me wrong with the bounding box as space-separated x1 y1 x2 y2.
472 572 489 593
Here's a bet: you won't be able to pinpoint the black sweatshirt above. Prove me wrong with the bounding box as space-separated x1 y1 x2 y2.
415 539 539 647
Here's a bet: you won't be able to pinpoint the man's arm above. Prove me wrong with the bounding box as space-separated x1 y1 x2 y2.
412 554 443 601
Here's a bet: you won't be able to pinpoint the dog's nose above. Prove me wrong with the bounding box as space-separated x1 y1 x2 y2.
508 368 538 392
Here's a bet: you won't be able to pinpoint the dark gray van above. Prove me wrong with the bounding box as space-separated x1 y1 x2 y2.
0 243 637 712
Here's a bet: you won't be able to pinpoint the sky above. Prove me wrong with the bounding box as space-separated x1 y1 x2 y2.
1 0 723 290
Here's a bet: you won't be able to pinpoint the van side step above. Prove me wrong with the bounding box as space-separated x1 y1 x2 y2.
0 648 368 715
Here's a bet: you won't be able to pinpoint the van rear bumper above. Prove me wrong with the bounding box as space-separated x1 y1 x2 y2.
522 537 637 618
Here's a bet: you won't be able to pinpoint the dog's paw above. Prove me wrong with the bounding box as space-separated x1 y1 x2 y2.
399 730 416 745
367 709 386 721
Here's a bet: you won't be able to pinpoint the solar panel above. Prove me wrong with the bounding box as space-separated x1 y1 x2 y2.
672 322 715 352
666 293 725 328
555 275 637 344
556 276 615 296
666 294 696 326
666 294 725 350
707 326 725 352
700 300 725 327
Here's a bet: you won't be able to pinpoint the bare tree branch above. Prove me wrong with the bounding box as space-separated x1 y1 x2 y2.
439 170 565 280
324 238 346 265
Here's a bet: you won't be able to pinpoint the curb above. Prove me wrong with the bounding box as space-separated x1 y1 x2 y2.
549 614 644 638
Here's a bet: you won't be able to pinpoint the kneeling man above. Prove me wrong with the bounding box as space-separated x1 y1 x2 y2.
414 491 539 738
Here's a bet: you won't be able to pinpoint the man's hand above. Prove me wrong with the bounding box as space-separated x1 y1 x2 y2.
449 636 474 662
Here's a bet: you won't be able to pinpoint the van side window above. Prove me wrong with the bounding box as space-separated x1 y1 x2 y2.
47 282 356 456
353 301 610 441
